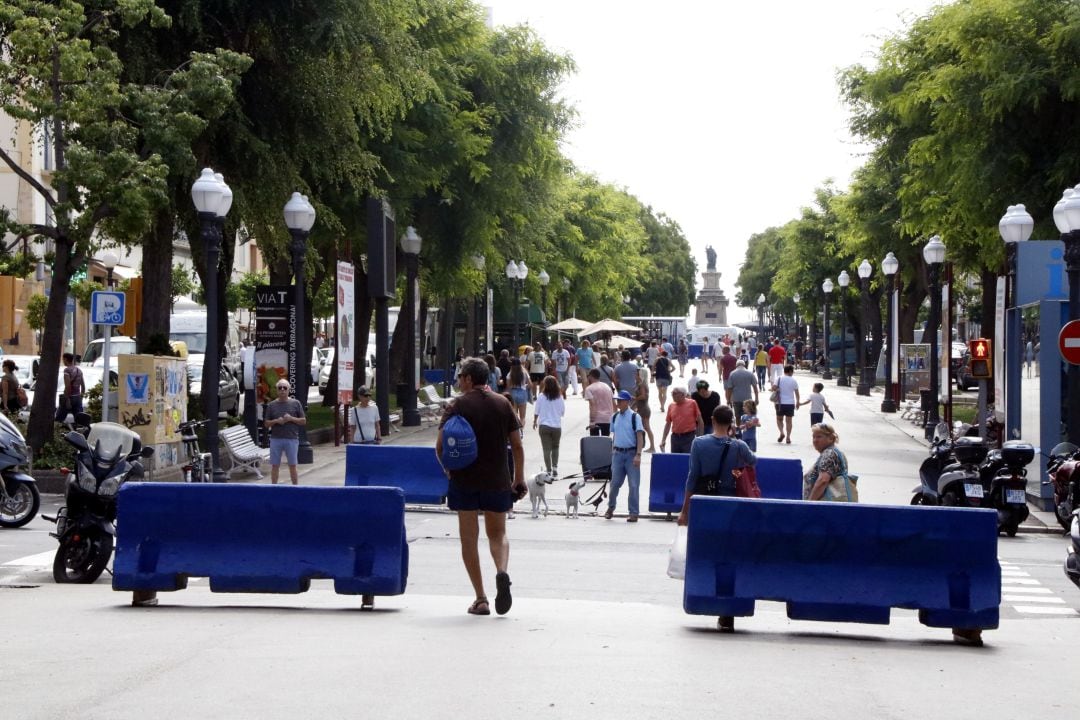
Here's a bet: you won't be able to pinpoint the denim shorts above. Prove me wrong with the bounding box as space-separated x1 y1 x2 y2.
269 437 299 466
510 387 529 406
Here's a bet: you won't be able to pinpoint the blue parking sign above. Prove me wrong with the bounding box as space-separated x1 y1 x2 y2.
90 291 125 326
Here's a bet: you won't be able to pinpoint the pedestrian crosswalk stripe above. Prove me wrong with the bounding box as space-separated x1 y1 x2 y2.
1001 578 1040 585
1001 586 1053 594
1002 595 1066 604
1012 606 1080 615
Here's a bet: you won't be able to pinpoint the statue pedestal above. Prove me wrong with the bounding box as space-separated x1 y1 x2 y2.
695 270 728 325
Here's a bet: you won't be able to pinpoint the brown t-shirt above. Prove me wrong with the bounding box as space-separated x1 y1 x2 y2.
440 388 520 492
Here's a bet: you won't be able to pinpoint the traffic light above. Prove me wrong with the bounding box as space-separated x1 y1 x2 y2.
968 338 992 379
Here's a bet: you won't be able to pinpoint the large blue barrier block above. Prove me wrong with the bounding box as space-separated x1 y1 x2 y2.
683 497 1000 630
345 444 448 505
113 484 408 599
648 453 802 513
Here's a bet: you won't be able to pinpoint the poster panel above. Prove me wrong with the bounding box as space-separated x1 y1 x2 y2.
119 354 156 446
337 261 355 404
255 285 295 405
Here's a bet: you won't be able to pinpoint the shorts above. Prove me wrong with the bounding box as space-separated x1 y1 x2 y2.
529 372 545 383
778 404 795 417
510 387 529 406
810 412 824 425
447 485 513 513
557 370 570 387
632 399 651 418
655 378 671 388
269 437 299 466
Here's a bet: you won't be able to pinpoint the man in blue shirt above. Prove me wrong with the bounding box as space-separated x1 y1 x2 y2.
605 390 645 522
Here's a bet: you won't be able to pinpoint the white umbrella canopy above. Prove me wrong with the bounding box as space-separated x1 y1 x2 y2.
593 334 642 349
577 318 643 337
547 317 593 332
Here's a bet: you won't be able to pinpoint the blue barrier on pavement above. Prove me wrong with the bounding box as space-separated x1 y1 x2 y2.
683 497 1000 629
422 369 447 385
648 453 801 513
345 444 448 505
112 484 409 597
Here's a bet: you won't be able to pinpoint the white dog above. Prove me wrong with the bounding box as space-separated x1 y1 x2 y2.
564 480 586 519
528 471 555 518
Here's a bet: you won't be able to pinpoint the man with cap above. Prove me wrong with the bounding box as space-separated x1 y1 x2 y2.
691 379 720 433
727 359 759 420
660 386 703 453
605 389 645 522
349 386 381 444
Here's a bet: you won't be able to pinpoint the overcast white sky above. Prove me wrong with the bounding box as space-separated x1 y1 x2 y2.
484 0 941 323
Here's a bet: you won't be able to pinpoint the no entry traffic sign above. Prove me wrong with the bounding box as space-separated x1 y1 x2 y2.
1060 320 1080 366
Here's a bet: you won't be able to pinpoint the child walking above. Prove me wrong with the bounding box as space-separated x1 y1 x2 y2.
799 382 833 426
739 399 760 452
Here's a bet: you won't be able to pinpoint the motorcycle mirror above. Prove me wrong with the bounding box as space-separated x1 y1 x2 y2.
74 411 92 428
141 446 155 459
64 431 90 452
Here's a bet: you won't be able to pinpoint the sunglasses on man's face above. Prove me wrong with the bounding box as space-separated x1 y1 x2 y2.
277 386 289 391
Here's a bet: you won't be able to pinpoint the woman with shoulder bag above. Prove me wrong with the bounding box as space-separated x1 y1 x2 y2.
677 404 756 631
802 423 858 502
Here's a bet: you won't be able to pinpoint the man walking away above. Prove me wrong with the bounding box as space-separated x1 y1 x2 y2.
727 359 759 420
661 387 703 453
437 357 527 616
613 350 639 398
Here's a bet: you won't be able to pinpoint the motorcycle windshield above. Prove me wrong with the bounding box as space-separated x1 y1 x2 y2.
1050 442 1079 458
0 412 29 465
87 423 140 463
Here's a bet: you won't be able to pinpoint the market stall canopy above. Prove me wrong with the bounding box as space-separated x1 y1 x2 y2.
577 318 643 338
593 334 641 349
547 317 593 332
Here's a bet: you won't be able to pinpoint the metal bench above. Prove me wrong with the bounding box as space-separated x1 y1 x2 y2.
220 425 268 479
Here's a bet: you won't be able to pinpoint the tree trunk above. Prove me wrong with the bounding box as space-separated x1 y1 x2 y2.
899 273 925 344
137 207 174 354
27 237 78 452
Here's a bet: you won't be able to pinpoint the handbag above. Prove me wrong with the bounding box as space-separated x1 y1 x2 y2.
57 393 70 412
693 442 736 496
825 449 859 502
769 388 779 404
667 525 688 580
734 464 762 498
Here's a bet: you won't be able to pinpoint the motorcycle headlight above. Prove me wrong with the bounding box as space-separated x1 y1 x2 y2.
78 470 97 493
98 476 121 497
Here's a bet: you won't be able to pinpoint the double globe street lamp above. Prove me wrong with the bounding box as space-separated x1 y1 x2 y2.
757 293 766 339
400 226 422 427
505 260 528 353
821 278 834 380
283 191 317 463
923 235 946 441
191 168 233 482
538 269 550 344
881 252 899 413
837 270 851 387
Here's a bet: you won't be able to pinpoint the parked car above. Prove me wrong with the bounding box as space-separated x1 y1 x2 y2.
950 342 978 391
319 350 372 397
187 360 240 417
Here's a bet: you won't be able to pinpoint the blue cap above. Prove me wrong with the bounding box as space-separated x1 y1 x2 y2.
615 390 634 401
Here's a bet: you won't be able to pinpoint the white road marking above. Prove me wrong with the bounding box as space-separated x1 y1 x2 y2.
1001 578 1040 585
1001 586 1053 594
2 551 54 567
1002 595 1066 604
1012 605 1080 615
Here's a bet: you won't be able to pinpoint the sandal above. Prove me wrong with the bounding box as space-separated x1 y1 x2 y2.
468 597 490 615
494 571 513 615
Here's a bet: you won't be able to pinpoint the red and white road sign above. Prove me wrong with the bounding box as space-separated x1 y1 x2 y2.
1060 320 1080 366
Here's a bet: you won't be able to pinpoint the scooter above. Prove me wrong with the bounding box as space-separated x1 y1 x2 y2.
1046 442 1080 531
0 412 40 528
47 420 153 583
912 422 989 507
979 441 1035 537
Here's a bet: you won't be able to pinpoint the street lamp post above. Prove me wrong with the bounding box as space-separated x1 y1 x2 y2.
401 227 422 427
837 270 851 387
757 293 766 339
538 269 550 344
881 252 899 413
505 261 527 353
822 278 834 380
191 168 232 482
856 260 873 396
99 250 119 423
471 255 486 354
923 235 946 440
792 292 800 343
1056 189 1080 444
283 191 316 464
562 276 571 321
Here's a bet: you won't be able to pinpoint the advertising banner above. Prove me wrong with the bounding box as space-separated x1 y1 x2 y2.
337 261 355 404
901 343 930 398
255 285 295 405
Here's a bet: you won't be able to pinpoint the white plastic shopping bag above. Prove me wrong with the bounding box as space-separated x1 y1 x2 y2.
667 525 688 579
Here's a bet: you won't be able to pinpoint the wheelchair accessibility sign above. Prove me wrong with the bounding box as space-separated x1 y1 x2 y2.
90 291 125 326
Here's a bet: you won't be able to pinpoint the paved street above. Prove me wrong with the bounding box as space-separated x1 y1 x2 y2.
2 360 1078 719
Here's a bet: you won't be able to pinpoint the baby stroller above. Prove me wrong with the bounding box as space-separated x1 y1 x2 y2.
578 435 613 514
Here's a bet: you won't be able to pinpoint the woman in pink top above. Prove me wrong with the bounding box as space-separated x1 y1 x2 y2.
584 368 615 436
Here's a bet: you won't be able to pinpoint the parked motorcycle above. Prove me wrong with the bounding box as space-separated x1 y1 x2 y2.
47 421 153 583
1065 510 1080 589
1046 442 1080 531
912 422 990 508
978 441 1035 537
0 412 40 528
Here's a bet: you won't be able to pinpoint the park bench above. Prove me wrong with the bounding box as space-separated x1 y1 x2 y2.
683 497 1000 639
345 444 448 505
112 483 409 608
648 453 802 515
220 425 269 479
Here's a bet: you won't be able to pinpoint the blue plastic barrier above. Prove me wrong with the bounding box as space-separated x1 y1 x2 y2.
422 369 447 385
683 497 1000 630
112 484 408 599
345 444 448 505
648 453 802 513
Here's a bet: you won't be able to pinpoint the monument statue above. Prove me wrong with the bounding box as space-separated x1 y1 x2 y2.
705 245 717 272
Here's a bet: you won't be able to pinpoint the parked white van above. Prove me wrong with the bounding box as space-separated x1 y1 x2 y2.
170 311 242 376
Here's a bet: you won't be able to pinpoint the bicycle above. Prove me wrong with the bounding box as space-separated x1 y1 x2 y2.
178 419 213 483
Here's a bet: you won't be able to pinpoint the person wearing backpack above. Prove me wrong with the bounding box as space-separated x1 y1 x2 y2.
436 357 526 617
605 390 645 522
55 352 86 421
